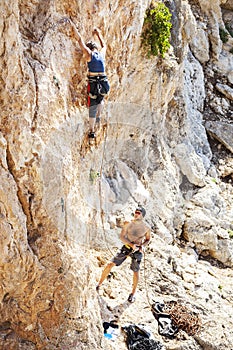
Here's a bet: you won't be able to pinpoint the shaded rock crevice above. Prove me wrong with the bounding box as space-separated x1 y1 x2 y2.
6 143 33 227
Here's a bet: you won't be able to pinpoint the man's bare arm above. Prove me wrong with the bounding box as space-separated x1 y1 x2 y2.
139 229 151 251
143 230 151 246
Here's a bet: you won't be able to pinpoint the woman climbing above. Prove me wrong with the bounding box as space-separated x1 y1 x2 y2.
70 23 110 139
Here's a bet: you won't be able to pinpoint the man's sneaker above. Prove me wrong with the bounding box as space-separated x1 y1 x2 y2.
127 293 136 303
88 132 96 139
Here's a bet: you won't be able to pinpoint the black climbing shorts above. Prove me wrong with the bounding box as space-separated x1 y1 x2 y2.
112 245 143 272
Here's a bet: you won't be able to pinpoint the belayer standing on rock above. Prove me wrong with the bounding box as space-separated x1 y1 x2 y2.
70 23 110 139
96 207 151 303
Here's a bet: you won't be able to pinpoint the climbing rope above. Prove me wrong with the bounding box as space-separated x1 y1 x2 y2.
165 301 202 336
97 104 116 257
143 248 154 312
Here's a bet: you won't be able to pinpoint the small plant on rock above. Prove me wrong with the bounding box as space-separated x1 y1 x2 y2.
89 168 100 184
141 1 172 58
228 229 233 239
219 27 229 43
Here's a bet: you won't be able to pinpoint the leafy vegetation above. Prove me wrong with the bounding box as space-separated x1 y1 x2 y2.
228 229 233 239
219 28 229 43
89 168 100 184
141 1 172 58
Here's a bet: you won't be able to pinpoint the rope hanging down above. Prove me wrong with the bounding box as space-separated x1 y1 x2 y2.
97 109 116 256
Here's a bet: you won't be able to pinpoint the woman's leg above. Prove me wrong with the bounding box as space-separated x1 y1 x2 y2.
89 103 98 133
96 100 104 122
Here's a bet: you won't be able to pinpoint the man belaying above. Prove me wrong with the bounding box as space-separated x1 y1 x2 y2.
96 207 151 303
70 23 110 139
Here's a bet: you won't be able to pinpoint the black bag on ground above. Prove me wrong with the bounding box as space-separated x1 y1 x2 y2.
123 324 164 350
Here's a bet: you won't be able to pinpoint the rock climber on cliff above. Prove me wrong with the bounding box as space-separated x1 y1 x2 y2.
96 207 151 303
70 22 110 139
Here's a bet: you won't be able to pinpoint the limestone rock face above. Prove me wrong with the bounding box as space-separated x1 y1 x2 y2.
0 0 233 349
184 181 233 266
206 121 233 153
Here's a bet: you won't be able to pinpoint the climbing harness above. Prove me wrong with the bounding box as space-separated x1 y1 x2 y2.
87 75 110 99
124 244 133 250
87 75 110 113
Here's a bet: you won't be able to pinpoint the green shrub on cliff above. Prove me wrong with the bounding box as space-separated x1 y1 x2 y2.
141 1 172 58
219 28 229 43
228 229 233 239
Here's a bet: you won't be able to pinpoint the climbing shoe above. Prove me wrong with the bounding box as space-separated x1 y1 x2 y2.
128 293 136 303
88 132 96 139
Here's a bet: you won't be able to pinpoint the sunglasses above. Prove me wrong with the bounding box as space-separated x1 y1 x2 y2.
135 211 142 215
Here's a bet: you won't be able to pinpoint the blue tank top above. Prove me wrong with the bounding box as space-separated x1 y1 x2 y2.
88 51 105 73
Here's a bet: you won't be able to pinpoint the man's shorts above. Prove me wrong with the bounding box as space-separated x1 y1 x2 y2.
112 245 143 272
